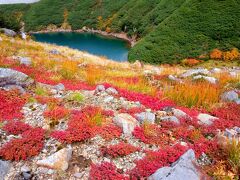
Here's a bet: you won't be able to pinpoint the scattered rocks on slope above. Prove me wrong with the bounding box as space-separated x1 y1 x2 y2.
0 68 34 89
0 160 11 180
113 113 139 135
36 146 73 171
197 113 218 126
149 149 203 180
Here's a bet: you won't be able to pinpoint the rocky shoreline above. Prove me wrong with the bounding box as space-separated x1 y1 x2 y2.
31 27 136 47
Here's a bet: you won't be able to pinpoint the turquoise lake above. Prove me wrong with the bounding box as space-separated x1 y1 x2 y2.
32 32 130 61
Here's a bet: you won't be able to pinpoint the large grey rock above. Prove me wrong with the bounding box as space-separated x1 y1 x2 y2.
221 90 238 102
0 160 11 180
0 28 16 37
181 68 210 78
135 112 156 124
113 113 139 135
0 68 34 88
149 149 201 180
193 75 217 84
37 146 72 171
197 113 218 126
54 83 65 91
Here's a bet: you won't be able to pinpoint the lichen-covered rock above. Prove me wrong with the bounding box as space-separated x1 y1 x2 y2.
106 87 118 95
181 68 210 78
113 113 139 135
95 84 105 93
149 149 202 180
36 146 72 171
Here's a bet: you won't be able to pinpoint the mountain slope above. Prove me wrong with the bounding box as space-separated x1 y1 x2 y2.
0 0 239 64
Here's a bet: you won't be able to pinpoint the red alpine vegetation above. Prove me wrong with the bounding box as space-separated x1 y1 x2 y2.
0 90 27 121
98 124 122 140
101 142 140 158
89 162 129 180
0 127 45 161
3 121 31 135
44 106 70 121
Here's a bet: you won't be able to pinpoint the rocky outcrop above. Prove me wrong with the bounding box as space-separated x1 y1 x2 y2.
197 113 218 126
0 68 34 90
149 149 203 180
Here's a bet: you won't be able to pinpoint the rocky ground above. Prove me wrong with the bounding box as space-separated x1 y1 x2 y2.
0 32 240 180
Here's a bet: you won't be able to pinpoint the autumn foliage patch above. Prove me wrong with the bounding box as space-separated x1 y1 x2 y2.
0 90 27 121
101 142 140 158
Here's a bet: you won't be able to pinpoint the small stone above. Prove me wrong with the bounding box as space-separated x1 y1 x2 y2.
113 113 139 135
21 165 31 172
18 57 32 66
197 113 218 126
160 116 180 125
74 172 84 178
221 90 238 102
49 49 60 55
106 87 118 95
95 85 105 93
135 112 155 124
103 96 114 103
172 109 188 119
22 172 32 180
54 83 65 91
37 146 72 171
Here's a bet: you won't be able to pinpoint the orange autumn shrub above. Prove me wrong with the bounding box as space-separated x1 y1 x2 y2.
210 49 223 60
223 48 239 61
181 58 201 67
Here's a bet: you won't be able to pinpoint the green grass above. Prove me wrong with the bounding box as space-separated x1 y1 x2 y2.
0 0 239 64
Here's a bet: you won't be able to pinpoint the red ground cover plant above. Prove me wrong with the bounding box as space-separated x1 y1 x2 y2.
60 80 96 91
129 144 188 178
102 83 175 111
51 106 117 143
101 142 140 158
133 123 172 146
3 121 31 135
0 90 27 121
210 103 240 129
89 162 129 180
98 124 122 140
44 106 70 121
0 127 45 161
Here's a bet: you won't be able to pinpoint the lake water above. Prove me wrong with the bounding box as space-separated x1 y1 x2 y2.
32 32 130 62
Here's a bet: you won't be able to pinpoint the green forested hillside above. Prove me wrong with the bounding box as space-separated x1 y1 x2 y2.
0 0 239 64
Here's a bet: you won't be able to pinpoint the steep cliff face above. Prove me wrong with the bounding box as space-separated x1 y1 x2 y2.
0 0 239 64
